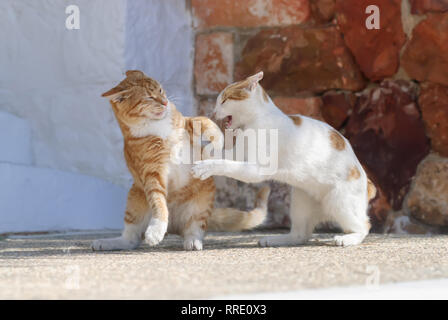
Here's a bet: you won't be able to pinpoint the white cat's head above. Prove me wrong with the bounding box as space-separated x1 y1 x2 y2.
214 71 268 130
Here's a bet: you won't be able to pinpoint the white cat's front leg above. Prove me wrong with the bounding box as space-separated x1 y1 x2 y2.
192 159 229 179
192 160 265 183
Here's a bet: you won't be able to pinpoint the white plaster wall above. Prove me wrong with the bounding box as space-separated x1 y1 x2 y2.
0 112 33 165
0 0 194 232
0 0 194 187
126 0 195 116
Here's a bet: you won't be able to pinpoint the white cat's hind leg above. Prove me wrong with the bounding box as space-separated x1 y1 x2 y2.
322 187 370 247
259 188 319 247
333 232 367 247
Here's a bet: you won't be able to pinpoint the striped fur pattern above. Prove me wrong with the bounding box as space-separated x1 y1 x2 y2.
92 70 270 251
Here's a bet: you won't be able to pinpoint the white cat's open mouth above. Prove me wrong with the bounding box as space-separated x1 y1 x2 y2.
224 115 232 129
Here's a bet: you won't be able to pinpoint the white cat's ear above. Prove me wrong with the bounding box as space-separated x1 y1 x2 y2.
101 86 129 103
247 71 264 91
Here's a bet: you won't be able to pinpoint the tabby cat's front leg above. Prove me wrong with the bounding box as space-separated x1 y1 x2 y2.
141 170 169 246
144 190 169 246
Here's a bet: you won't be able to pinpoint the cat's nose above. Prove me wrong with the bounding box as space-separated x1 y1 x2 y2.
161 99 168 106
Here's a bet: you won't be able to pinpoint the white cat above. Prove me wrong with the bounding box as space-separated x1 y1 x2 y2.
192 72 376 247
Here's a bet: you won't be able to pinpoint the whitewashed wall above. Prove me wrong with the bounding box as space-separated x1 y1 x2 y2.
0 0 194 187
126 0 194 117
0 0 194 232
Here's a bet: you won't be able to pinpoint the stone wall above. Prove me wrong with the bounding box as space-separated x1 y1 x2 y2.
190 0 448 233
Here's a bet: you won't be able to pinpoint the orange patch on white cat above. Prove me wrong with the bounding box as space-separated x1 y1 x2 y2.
347 166 361 181
289 115 302 126
330 130 345 151
367 179 377 201
221 79 251 103
366 220 372 231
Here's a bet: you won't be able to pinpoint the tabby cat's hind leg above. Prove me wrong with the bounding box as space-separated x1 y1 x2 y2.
182 210 209 251
92 185 149 251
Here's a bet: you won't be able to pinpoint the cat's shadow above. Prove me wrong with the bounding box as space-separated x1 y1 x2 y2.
0 231 342 259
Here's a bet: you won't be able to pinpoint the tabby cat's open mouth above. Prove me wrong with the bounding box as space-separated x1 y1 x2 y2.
224 115 232 129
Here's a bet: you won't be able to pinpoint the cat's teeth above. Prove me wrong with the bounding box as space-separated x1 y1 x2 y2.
224 115 232 129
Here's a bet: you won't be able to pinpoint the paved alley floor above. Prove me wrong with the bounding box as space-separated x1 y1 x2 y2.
0 230 447 299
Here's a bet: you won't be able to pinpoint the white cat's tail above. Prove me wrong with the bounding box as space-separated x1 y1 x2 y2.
208 186 270 232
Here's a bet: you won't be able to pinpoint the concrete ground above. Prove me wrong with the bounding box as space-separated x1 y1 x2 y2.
1 230 448 299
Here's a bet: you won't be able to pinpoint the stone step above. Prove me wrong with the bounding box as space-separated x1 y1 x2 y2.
0 162 126 233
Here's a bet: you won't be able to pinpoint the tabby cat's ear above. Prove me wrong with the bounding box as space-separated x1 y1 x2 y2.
101 85 129 103
126 70 145 80
246 71 264 91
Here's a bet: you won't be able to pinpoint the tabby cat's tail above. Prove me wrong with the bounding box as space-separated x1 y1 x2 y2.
208 186 270 232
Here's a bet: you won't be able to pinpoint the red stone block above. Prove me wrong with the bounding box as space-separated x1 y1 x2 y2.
321 91 355 129
345 81 430 211
410 0 448 14
235 26 365 95
194 33 233 95
419 82 448 157
402 13 448 87
310 0 336 24
335 0 406 81
272 96 324 120
191 0 310 29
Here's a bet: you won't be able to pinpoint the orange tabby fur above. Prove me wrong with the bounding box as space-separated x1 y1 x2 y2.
92 70 269 251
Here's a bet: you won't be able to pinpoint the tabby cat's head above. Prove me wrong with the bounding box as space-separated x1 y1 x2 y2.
102 70 169 124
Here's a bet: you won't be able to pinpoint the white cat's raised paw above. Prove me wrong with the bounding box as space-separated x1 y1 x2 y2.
183 238 203 251
192 160 224 180
145 219 167 246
